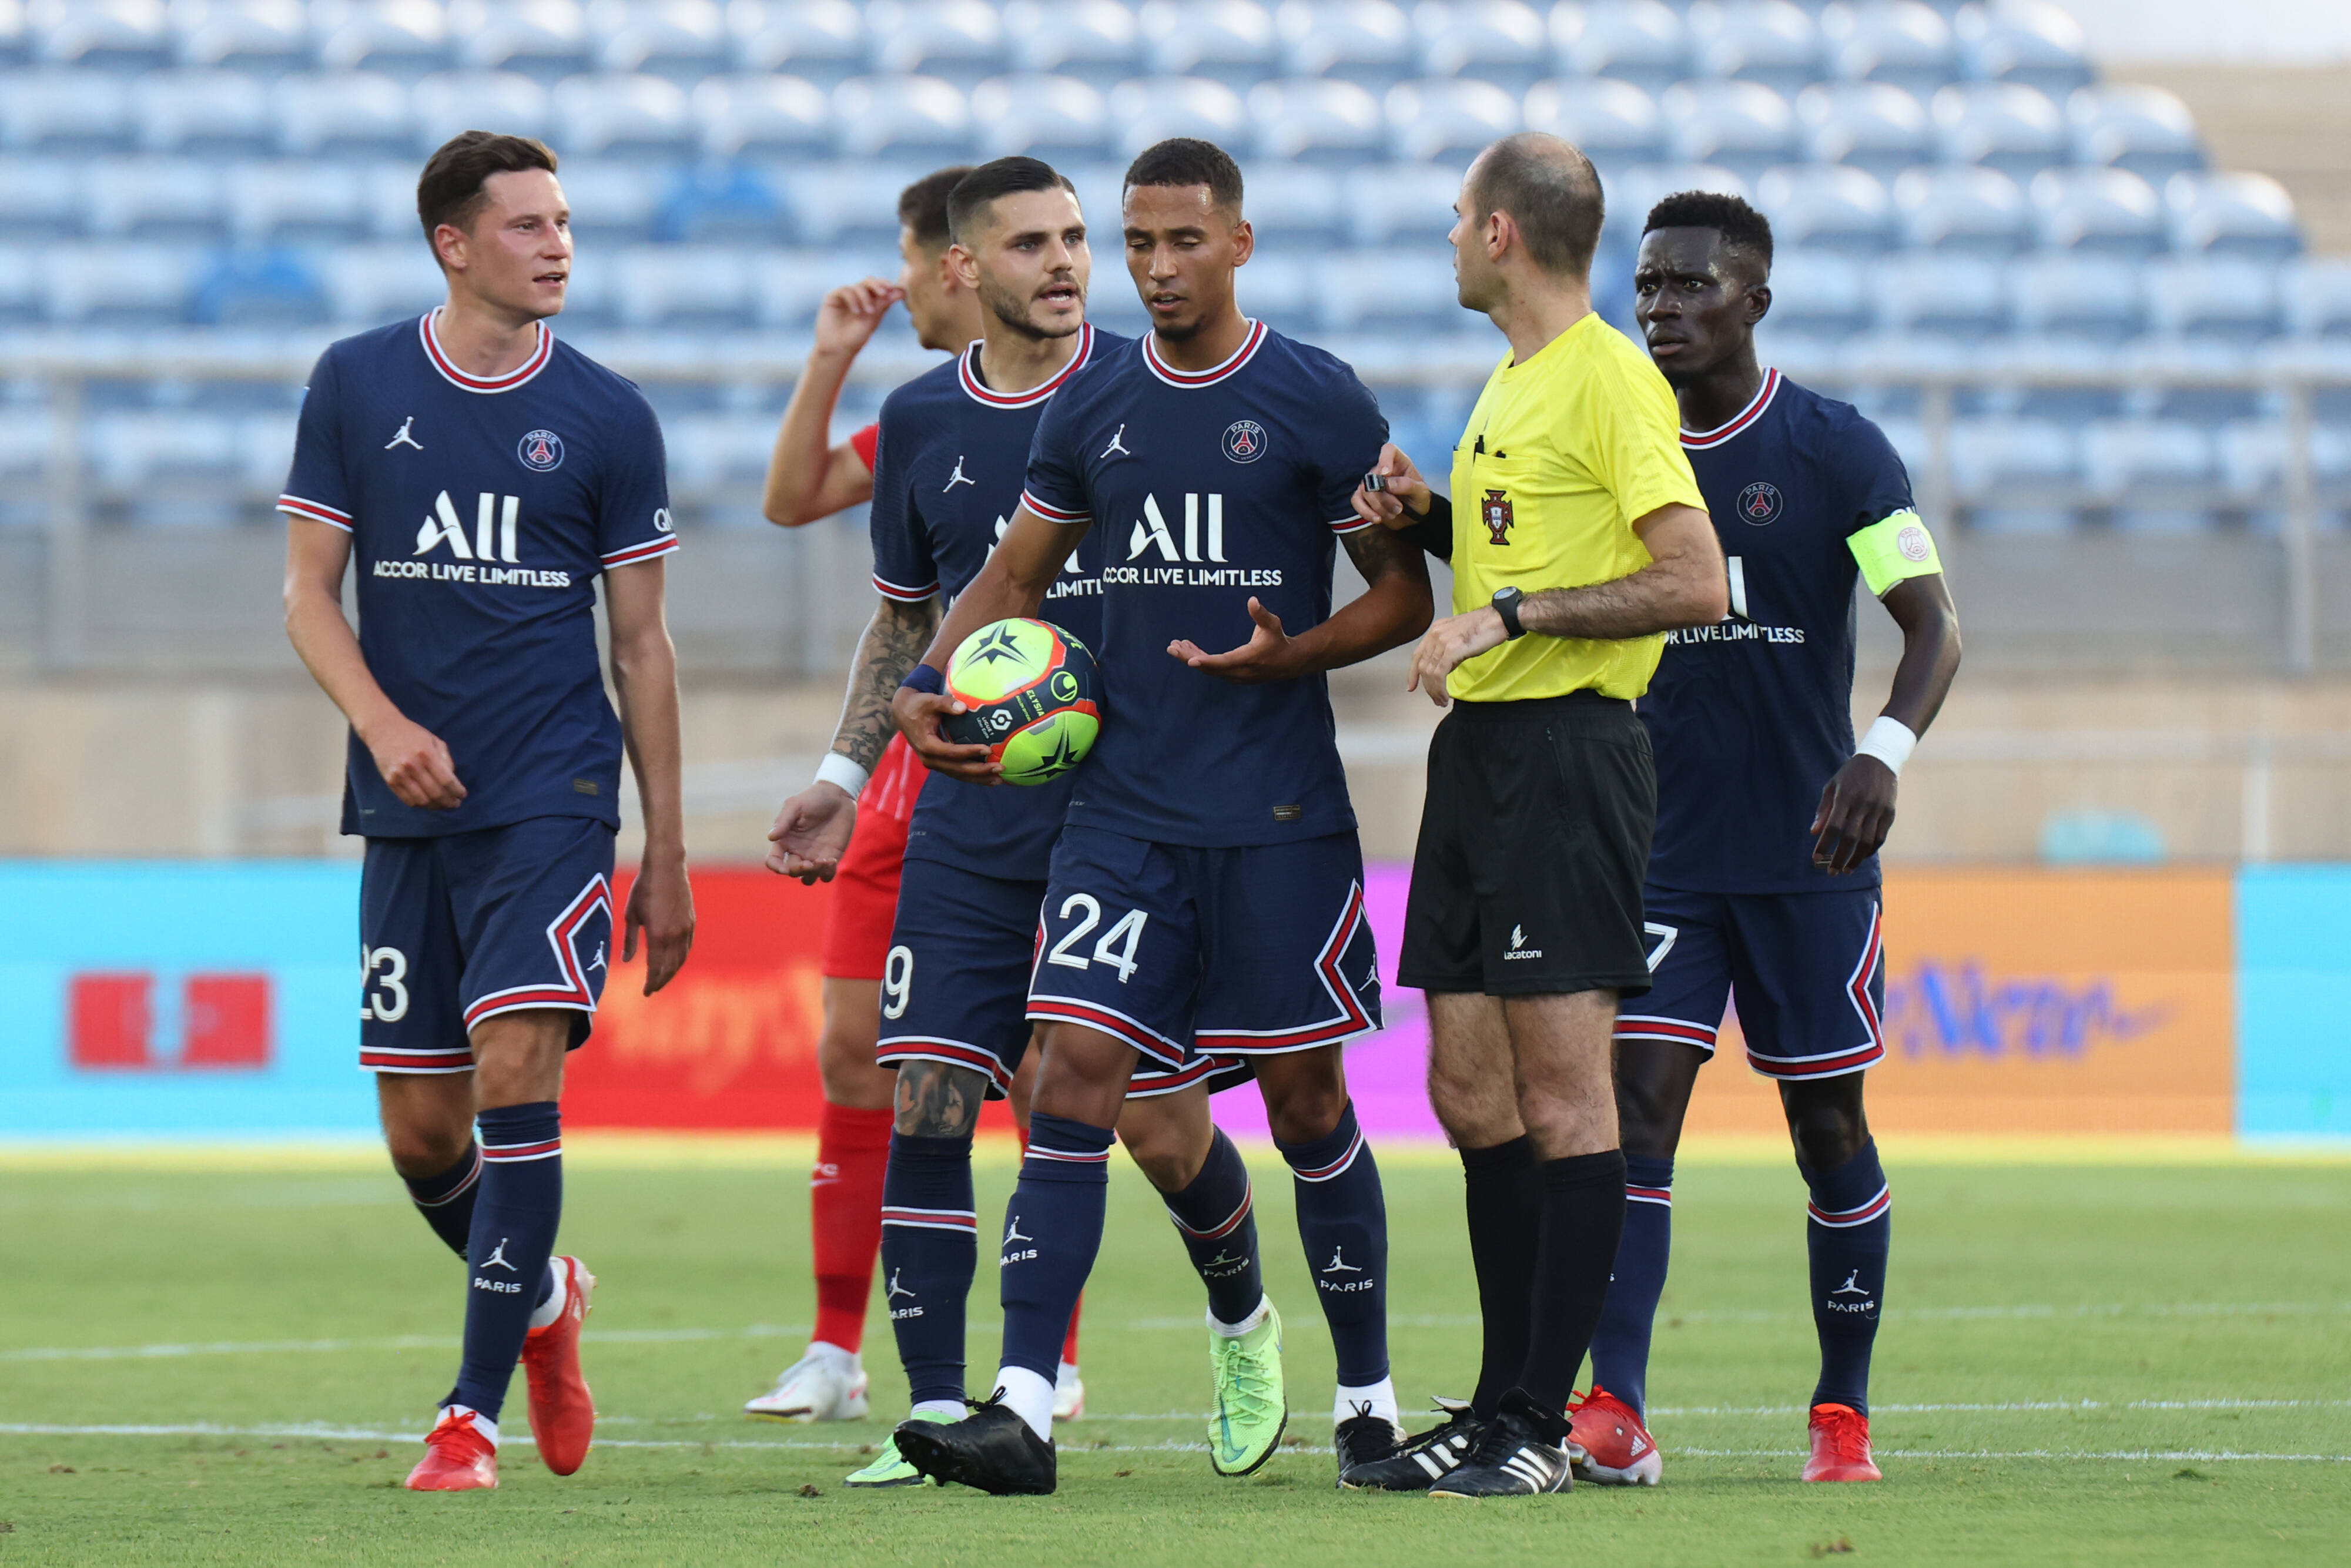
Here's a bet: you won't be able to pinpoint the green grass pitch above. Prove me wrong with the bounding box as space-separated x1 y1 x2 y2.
1 1143 2346 1566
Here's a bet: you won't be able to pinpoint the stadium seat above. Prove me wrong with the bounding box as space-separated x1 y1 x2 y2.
1233 252 1318 334
2067 85 2202 184
2007 253 2145 341
751 248 870 329
1248 79 1385 162
2081 419 2218 531
1004 1 1143 82
360 159 428 238
1661 81 1798 181
1244 160 1349 246
236 410 302 495
655 163 786 241
1320 252 1465 332
1954 0 2092 98
225 161 374 244
728 0 866 82
39 244 203 324
2218 420 2351 511
170 0 310 70
1794 81 1930 178
865 0 1005 81
1385 79 1518 162
1551 1 1689 95
450 0 593 75
1104 77 1248 159
1344 160 1462 246
1876 252 2008 336
1414 1 1550 93
1607 163 1749 240
0 71 135 153
832 75 972 157
29 0 173 69
1274 1 1414 87
86 411 248 510
551 73 696 157
1138 0 1278 79
2142 257 2282 343
134 71 275 156
191 246 326 326
779 165 910 243
1522 78 1665 166
0 156 85 238
692 74 830 158
411 72 552 150
1758 250 1871 338
314 0 455 73
1755 165 1895 253
0 244 39 324
594 0 728 73
85 160 227 240
1948 417 2078 532
0 5 26 69
664 412 792 495
323 242 446 323
1891 164 2028 252
557 162 667 240
615 245 753 329
2030 167 2164 257
1931 82 2066 179
276 72 414 156
972 74 1112 156
1818 0 1956 99
2283 259 2351 339
2164 172 2302 262
1686 0 1821 99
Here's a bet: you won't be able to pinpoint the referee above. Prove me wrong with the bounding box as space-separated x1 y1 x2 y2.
1342 133 1727 1497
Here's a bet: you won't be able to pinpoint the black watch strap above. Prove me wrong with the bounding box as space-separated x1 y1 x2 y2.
1492 588 1526 640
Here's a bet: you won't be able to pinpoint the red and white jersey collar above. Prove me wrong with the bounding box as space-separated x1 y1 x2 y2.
1680 367 1780 450
1142 318 1266 388
419 310 555 394
958 323 1096 408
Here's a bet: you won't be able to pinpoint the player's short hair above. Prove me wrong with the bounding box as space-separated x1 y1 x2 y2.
1466 133 1605 277
898 166 976 252
947 156 1078 245
417 132 559 250
1644 190 1776 277
1123 138 1244 217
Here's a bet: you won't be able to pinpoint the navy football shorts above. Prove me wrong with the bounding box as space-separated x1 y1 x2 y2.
359 815 618 1073
1615 883 1886 1081
1027 826 1382 1089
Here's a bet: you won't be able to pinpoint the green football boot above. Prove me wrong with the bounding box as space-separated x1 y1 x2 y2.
843 1409 949 1489
1207 1299 1288 1476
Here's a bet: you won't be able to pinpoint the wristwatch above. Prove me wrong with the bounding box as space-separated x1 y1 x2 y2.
1491 585 1527 640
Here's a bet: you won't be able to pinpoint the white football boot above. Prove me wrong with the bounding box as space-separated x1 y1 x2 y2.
745 1343 869 1422
1053 1361 1086 1422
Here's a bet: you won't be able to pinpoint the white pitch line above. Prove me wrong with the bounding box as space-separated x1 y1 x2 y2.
1 1325 809 1362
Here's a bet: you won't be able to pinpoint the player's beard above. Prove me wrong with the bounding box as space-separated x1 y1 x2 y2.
980 275 1084 342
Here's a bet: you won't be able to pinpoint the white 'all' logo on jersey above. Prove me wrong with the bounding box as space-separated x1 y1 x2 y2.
415 490 523 563
1127 494 1227 564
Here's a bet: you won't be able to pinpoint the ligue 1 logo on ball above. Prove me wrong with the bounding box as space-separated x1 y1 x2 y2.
517 429 565 472
1738 481 1783 525
1221 420 1267 464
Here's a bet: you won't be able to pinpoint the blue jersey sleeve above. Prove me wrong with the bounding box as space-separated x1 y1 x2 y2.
1834 410 1917 534
868 404 939 603
277 347 353 531
595 384 678 570
1310 361 1389 534
1020 384 1091 526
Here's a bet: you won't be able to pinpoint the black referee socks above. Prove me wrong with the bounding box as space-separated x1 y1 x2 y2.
1515 1148 1629 1414
1459 1135 1541 1418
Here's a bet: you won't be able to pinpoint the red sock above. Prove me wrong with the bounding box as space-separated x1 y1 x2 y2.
811 1102 893 1354
1019 1124 1087 1368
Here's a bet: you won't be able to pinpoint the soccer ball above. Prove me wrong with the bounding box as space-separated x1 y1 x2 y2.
942 618 1101 786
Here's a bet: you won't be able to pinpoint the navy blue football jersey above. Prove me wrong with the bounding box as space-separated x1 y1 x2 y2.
1641 370 1917 893
871 324 1124 878
279 313 677 839
1020 321 1388 848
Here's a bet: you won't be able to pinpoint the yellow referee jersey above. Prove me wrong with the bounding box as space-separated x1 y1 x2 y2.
1445 312 1705 704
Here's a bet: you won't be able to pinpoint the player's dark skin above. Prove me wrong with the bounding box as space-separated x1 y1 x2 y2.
1627 225 1963 1167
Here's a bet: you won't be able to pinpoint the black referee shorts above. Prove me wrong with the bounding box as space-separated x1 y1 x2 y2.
1399 691 1656 998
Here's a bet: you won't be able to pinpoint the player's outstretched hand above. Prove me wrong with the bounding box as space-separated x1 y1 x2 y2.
765 780 858 884
1168 597 1303 684
364 714 467 810
814 277 905 359
1811 755 1898 875
1349 443 1431 530
624 853 695 995
892 685 1002 785
1406 607 1508 707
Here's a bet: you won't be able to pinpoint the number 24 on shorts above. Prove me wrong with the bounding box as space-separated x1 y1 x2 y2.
1044 894 1148 984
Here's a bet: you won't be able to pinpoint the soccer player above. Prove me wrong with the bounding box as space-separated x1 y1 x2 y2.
1341 133 1727 1498
1565 192 1961 1486
887 138 1435 1496
279 132 694 1491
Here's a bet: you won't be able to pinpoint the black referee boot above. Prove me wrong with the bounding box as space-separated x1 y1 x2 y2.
893 1395 1056 1495
1428 1389 1573 1498
1339 1397 1485 1491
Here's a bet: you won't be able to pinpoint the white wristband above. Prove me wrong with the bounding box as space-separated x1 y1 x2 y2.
1854 715 1918 777
813 752 869 799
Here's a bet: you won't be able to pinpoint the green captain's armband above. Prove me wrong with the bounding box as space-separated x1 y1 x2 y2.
1847 510 1942 598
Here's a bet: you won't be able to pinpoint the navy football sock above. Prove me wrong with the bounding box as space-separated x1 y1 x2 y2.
1460 1135 1541 1417
1278 1101 1389 1388
1588 1154 1675 1416
879 1132 977 1410
404 1142 482 1259
1160 1127 1264 1325
997 1113 1114 1390
447 1103 563 1425
1515 1149 1627 1412
1802 1139 1891 1414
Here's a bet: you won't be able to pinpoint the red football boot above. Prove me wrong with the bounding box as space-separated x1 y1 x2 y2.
1803 1402 1881 1483
521 1255 597 1476
405 1407 498 1491
1568 1387 1663 1486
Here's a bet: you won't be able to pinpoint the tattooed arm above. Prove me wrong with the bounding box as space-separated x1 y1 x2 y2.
765 594 943 883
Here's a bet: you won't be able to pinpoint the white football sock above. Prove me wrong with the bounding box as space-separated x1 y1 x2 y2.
526 1259 567 1332
994 1365 1056 1442
1208 1294 1271 1338
806 1341 859 1366
1335 1376 1400 1429
910 1399 966 1422
442 1405 498 1448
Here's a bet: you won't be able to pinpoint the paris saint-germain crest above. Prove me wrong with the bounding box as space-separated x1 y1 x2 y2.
1737 481 1782 525
517 429 565 471
1221 420 1266 463
1482 488 1513 545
